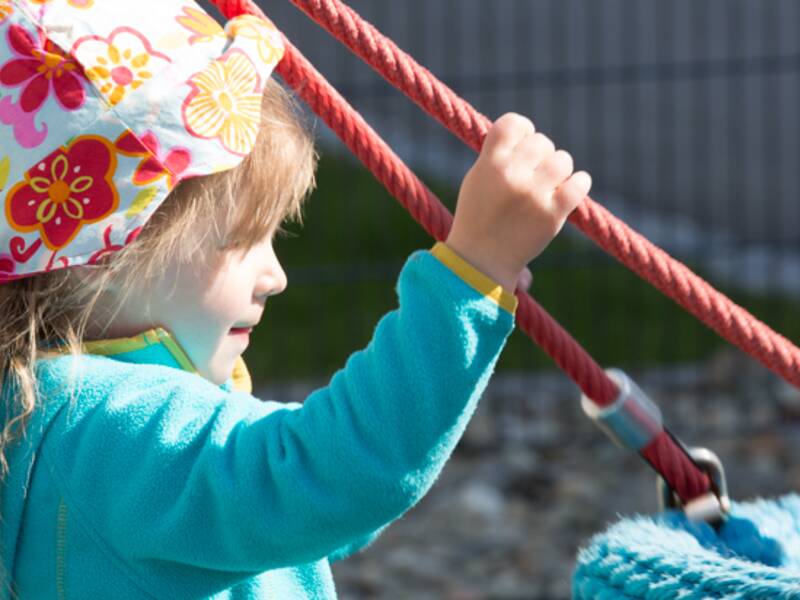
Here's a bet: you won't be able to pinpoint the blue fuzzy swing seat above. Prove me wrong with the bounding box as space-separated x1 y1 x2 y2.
573 494 800 599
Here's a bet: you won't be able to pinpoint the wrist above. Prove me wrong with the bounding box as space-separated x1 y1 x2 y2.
442 236 520 293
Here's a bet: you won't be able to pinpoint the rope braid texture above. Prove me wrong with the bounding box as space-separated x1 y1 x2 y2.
287 0 800 393
210 0 713 501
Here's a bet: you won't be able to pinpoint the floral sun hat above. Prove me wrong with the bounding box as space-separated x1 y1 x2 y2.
0 0 284 282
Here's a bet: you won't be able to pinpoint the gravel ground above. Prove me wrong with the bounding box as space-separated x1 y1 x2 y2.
259 348 800 599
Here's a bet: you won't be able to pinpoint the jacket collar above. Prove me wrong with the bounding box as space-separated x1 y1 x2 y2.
38 326 252 394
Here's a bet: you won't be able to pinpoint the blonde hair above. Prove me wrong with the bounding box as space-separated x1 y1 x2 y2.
0 78 317 478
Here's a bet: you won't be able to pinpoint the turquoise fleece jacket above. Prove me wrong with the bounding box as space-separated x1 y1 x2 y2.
0 244 517 599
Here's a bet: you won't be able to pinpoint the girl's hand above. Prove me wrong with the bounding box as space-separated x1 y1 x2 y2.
445 113 592 292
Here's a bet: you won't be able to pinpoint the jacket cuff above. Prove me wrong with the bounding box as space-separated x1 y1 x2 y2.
430 242 519 315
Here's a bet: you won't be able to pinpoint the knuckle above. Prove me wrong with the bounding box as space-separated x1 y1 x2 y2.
555 149 574 173
502 112 535 134
483 149 506 171
535 132 555 153
509 177 531 198
507 111 530 125
490 165 526 197
554 178 586 209
540 150 573 180
501 165 526 193
496 111 519 124
495 112 519 132
553 183 576 204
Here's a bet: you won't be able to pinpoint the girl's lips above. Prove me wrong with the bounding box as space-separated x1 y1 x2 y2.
229 327 252 335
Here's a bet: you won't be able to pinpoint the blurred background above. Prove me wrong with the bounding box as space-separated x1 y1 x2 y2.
206 1 800 597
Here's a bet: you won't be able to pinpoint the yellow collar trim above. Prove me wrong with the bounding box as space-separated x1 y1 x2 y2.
38 327 253 394
77 327 198 373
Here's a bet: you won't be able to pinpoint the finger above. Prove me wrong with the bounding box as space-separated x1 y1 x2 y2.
533 149 574 191
509 132 555 174
481 113 536 162
552 171 592 215
516 267 533 292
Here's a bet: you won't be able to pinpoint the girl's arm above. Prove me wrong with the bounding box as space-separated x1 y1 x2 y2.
40 245 516 580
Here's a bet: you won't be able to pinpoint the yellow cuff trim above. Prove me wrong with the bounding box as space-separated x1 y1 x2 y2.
430 242 518 314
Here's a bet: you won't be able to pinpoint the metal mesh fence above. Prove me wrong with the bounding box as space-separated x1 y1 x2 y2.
221 0 800 389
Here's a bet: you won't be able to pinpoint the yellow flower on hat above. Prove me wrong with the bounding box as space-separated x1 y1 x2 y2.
74 27 171 107
226 14 284 65
176 5 225 45
28 0 93 8
182 50 261 156
0 0 12 24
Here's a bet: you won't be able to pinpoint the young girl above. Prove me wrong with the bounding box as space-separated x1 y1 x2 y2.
0 1 590 597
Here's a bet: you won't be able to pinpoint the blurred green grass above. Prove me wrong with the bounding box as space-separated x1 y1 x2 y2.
243 152 800 386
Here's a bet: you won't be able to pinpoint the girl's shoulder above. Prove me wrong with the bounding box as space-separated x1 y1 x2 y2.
34 353 279 432
36 351 209 395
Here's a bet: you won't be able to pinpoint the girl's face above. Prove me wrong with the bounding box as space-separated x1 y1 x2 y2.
88 233 287 385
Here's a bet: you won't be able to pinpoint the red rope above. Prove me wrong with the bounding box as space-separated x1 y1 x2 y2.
284 0 800 393
210 0 711 502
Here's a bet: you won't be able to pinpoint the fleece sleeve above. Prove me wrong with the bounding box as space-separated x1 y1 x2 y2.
40 245 517 580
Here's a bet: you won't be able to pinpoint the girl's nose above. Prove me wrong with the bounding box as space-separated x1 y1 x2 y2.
271 261 288 295
255 260 287 300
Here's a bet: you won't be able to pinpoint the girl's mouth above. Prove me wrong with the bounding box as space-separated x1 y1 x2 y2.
229 327 252 336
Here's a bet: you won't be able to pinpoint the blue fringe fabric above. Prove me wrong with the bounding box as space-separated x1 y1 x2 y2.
573 494 800 599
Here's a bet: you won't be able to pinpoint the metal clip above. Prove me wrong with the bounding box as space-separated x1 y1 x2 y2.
581 368 663 452
657 446 731 526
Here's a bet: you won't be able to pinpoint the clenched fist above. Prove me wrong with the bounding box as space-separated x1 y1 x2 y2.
445 113 591 293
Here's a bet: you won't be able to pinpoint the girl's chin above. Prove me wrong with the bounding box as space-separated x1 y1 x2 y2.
209 358 241 387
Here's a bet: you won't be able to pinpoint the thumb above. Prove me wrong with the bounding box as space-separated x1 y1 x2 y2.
515 267 533 293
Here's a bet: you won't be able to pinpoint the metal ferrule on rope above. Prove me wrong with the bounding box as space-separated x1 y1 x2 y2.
581 368 663 452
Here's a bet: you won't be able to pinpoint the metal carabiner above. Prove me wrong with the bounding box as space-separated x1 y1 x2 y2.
657 446 731 526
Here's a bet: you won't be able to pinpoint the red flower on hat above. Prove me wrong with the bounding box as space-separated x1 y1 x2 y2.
6 135 119 251
115 130 192 189
0 24 86 113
